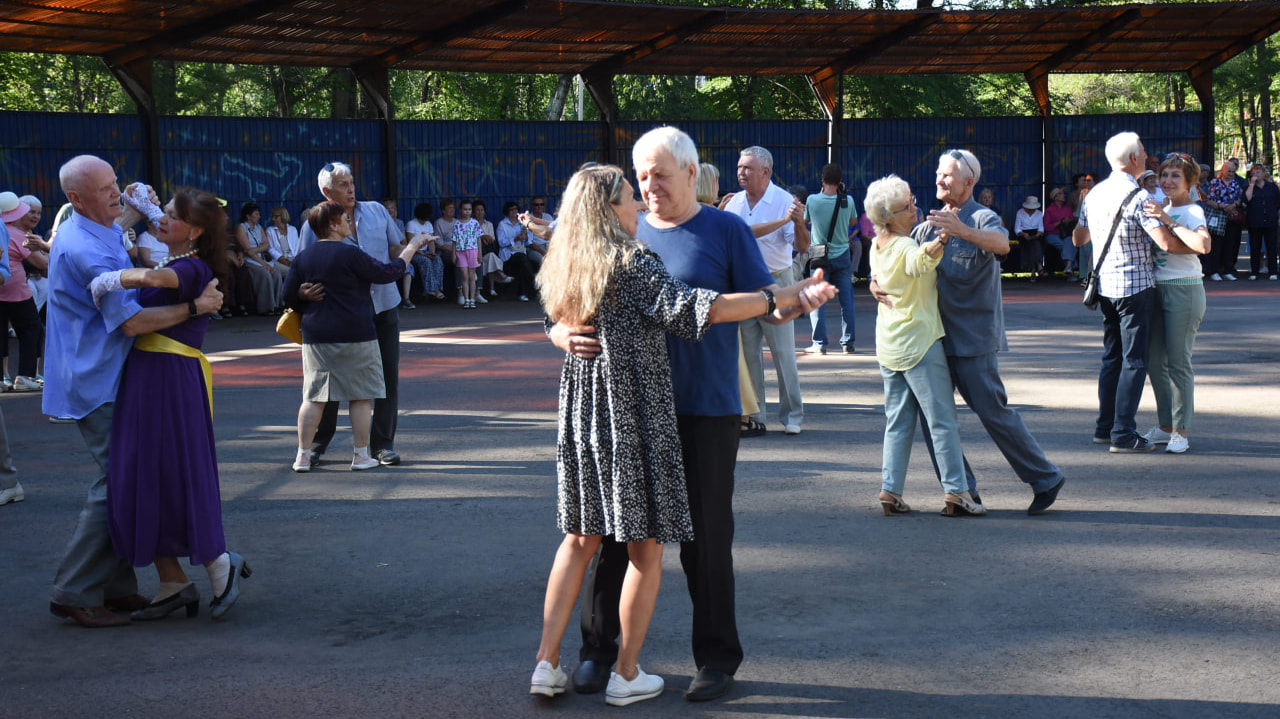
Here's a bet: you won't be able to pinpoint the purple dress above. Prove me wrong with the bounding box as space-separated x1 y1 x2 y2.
108 257 225 567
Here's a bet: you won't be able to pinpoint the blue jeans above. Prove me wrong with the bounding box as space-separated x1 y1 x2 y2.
1046 233 1078 274
880 341 967 496
809 248 856 348
1097 288 1155 444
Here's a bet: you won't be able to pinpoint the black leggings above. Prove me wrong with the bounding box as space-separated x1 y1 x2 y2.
0 297 43 377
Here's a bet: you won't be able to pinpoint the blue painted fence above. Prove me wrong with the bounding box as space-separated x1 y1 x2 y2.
0 111 1201 236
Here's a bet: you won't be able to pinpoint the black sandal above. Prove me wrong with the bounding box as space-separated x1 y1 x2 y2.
740 418 766 437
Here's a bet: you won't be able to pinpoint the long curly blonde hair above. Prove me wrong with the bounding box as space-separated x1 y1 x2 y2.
537 164 641 325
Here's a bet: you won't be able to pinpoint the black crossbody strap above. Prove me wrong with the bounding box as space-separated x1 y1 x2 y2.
1090 187 1143 275
827 192 845 245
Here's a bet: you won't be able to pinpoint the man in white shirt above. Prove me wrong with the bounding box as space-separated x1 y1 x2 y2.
722 146 810 434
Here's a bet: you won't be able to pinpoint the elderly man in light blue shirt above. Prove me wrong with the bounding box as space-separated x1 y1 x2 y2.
44 155 222 628
298 161 412 467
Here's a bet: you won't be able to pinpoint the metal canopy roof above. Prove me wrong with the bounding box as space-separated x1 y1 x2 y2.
2 1 1278 79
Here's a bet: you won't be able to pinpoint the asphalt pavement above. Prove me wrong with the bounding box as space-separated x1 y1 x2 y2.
3 279 1279 719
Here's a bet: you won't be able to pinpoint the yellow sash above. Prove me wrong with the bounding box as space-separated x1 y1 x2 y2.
133 332 213 416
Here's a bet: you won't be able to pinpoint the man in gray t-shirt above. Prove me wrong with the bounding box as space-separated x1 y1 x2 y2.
875 149 1065 515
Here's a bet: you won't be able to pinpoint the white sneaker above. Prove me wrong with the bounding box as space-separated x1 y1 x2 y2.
11 376 41 392
1142 426 1172 444
1208 273 1222 281
1271 275 1278 281
456 294 466 305
803 343 826 355
529 660 567 697
784 424 801 435
292 449 311 473
1165 432 1189 454
475 293 488 303
351 454 379 471
1225 273 1238 281
519 295 530 302
0 482 23 506
489 289 498 297
606 666 664 706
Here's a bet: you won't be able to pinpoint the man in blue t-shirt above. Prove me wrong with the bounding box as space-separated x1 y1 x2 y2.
550 127 814 703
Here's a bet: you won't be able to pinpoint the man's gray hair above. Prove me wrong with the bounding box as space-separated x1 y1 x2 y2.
58 154 109 195
18 194 41 210
318 161 353 191
632 126 699 172
741 146 774 171
864 174 911 234
1105 132 1143 171
939 149 981 182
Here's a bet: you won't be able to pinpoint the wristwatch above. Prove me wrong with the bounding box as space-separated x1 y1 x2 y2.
188 300 199 318
760 288 776 315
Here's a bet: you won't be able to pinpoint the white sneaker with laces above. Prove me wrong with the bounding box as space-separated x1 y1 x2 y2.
475 293 488 303
530 660 568 697
1225 273 1238 281
12 376 42 392
1142 426 1172 444
606 666 664 706
1208 273 1222 281
1165 432 1189 454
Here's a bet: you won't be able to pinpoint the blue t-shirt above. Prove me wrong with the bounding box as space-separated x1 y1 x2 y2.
637 207 772 417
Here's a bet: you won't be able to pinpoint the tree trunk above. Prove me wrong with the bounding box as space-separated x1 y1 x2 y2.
739 75 758 121
269 67 292 118
545 73 573 120
1259 42 1274 164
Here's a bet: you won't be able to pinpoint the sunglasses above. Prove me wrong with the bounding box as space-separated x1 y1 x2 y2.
947 150 978 179
1164 152 1195 162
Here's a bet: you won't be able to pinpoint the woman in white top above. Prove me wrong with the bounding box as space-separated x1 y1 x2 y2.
1141 153 1212 454
1013 195 1046 281
135 220 168 268
266 207 299 278
407 202 444 300
234 202 283 314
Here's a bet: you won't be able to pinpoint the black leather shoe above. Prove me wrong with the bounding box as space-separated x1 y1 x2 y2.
571 660 610 694
1028 477 1065 515
685 667 733 702
375 449 401 466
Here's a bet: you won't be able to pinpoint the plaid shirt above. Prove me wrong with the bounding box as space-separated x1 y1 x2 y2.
1080 171 1162 299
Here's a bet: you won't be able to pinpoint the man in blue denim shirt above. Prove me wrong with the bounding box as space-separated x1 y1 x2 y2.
298 162 409 467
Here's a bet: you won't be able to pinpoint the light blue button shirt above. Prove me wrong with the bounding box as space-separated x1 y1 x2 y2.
299 200 402 314
42 211 143 419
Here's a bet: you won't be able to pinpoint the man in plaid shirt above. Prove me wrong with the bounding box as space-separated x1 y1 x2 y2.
1073 132 1199 453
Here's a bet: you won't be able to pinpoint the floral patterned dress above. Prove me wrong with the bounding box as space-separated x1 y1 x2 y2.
555 251 717 543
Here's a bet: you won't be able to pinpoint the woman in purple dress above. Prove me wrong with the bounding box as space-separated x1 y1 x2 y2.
93 187 251 621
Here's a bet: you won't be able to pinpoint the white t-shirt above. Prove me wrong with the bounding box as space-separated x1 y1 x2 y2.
1153 203 1205 281
135 230 166 264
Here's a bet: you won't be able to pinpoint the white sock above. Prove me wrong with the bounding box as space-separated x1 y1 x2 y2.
207 552 231 597
354 446 371 459
154 581 189 603
296 447 311 464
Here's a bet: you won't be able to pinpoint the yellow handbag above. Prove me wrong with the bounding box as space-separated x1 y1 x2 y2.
276 308 302 344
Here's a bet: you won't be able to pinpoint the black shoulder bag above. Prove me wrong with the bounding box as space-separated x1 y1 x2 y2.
808 186 846 273
1082 187 1142 311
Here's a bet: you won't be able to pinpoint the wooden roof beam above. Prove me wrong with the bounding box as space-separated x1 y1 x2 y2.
103 0 299 68
807 11 940 120
1024 7 1141 84
1188 12 1280 80
361 0 529 70
580 9 725 81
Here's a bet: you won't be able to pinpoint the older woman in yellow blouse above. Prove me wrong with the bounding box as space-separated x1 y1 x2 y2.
867 175 984 517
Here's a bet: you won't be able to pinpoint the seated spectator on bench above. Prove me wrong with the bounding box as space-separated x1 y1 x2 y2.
1043 187 1078 278
1014 195 1046 281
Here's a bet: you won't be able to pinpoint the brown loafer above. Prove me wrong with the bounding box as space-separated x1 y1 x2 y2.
104 594 150 612
50 602 131 628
